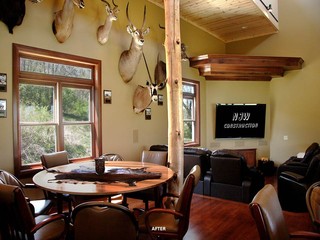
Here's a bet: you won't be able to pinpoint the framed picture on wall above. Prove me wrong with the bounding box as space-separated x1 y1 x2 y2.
0 99 7 118
103 90 112 104
0 73 7 92
158 94 163 105
145 108 151 120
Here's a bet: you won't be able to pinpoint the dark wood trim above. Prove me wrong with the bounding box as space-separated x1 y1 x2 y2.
12 44 102 177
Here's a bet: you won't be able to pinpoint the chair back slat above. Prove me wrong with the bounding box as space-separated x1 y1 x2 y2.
141 150 168 166
249 184 290 240
0 185 36 240
71 202 138 240
41 151 69 169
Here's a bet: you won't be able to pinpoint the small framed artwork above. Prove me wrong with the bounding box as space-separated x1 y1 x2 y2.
103 90 112 104
145 108 151 120
0 99 7 118
0 73 7 92
158 94 163 105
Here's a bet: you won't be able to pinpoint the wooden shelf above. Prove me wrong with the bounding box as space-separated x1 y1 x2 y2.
189 54 304 81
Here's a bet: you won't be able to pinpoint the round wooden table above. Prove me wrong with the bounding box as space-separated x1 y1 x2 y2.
33 161 175 196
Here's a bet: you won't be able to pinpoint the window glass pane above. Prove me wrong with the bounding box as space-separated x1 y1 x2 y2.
183 98 194 120
19 84 54 123
21 125 56 165
184 121 194 142
64 124 92 159
20 58 92 80
63 87 90 122
183 84 194 94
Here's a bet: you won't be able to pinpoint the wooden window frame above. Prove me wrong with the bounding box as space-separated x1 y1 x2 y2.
183 78 200 147
13 44 102 177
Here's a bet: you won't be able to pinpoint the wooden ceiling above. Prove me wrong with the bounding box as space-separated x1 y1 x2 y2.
189 54 304 81
148 0 279 43
148 1 304 81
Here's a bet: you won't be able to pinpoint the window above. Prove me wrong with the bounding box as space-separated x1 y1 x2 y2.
182 79 200 146
13 44 101 176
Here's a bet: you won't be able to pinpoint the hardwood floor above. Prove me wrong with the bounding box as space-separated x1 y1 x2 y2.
43 175 314 240
130 175 314 240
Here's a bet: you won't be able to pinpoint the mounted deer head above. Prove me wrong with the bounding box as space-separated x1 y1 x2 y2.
133 53 166 114
118 2 150 83
97 0 119 45
52 0 85 43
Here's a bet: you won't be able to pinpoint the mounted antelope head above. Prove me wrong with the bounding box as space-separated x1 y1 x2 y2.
118 2 150 83
52 0 85 43
97 0 119 45
133 53 166 113
154 54 167 90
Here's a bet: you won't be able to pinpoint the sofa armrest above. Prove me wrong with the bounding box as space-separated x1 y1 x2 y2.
280 171 305 182
284 161 308 167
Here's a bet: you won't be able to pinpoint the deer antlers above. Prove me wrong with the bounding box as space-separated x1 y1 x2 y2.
97 0 119 45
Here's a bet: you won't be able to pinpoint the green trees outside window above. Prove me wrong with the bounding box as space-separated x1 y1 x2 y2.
13 44 101 174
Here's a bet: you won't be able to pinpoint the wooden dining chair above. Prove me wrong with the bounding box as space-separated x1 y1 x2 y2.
249 184 320 240
100 153 124 161
0 184 67 240
100 153 125 204
123 150 168 209
0 169 53 217
40 150 73 215
137 165 201 240
70 201 138 240
306 181 320 232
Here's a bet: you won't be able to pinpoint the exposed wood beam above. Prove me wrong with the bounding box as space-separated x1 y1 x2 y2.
189 54 304 81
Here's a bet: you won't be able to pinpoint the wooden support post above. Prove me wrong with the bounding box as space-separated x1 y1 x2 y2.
163 0 183 193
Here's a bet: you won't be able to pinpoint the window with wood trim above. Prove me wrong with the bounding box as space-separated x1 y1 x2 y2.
13 44 102 176
182 79 200 146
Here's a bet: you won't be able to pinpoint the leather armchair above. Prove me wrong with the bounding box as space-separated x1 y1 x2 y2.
306 181 320 232
137 165 201 240
204 150 264 203
0 169 52 217
149 145 211 194
277 142 320 177
0 184 67 240
278 153 320 212
250 184 320 240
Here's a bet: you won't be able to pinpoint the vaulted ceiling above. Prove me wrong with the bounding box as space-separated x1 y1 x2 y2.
148 0 279 43
148 1 304 81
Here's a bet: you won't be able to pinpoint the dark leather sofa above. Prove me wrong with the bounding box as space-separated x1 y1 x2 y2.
278 152 320 212
149 145 212 194
204 150 265 203
277 142 320 178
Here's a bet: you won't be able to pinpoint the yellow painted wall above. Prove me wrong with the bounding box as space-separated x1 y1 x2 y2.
226 0 320 165
0 0 224 172
205 81 270 162
1 0 316 171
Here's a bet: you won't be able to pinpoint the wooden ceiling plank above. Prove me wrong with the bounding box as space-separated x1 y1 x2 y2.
148 0 278 43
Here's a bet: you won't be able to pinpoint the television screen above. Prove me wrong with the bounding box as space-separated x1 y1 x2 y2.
215 104 266 138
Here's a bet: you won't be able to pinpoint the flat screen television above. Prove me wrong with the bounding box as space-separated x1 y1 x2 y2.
215 103 266 139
